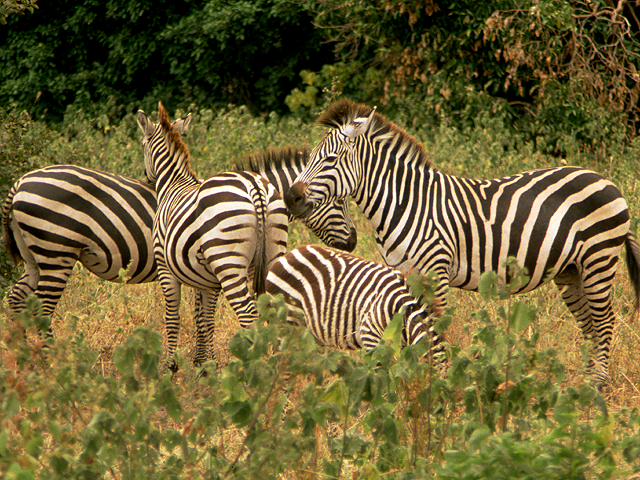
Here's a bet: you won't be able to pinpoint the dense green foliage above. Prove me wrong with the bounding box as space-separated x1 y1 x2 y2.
2 1 639 158
1 274 639 478
0 0 329 119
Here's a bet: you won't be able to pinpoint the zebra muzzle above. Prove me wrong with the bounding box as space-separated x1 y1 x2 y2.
285 182 313 218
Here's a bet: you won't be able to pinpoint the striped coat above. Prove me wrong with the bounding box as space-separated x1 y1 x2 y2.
137 102 288 369
266 245 445 360
3 150 355 356
286 99 640 387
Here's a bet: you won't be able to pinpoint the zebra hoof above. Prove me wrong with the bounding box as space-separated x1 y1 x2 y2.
165 358 179 374
590 372 611 393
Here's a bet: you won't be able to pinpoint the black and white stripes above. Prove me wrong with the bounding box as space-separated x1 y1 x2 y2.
137 103 289 368
2 165 159 327
286 99 640 386
266 245 444 360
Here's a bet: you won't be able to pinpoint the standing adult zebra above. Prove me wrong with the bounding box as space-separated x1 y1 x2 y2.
266 245 446 362
3 155 355 367
286 99 640 387
136 102 289 369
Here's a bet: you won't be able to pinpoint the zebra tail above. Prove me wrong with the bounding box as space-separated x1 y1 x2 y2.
2 181 22 265
625 232 640 316
249 177 268 296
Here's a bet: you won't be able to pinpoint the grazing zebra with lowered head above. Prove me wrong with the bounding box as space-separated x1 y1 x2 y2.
3 155 355 367
285 99 640 387
136 102 289 369
266 245 446 361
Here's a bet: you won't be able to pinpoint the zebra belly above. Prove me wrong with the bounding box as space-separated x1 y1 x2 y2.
79 249 157 284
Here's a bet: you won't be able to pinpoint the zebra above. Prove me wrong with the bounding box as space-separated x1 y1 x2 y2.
136 102 289 369
3 153 355 366
266 244 445 361
285 99 640 387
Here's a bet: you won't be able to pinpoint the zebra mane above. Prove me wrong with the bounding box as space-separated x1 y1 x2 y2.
318 99 433 168
157 103 197 177
234 145 309 172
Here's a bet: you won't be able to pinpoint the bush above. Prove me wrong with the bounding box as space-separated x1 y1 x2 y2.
0 0 330 121
1 272 639 478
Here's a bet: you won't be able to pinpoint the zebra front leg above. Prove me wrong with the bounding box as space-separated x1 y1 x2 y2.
194 286 221 368
158 273 183 372
33 263 76 344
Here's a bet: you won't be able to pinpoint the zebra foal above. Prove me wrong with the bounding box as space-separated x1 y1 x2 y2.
286 99 640 387
137 102 289 369
266 245 445 360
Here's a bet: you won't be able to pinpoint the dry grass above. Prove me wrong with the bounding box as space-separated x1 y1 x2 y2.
2 210 640 478
8 213 638 413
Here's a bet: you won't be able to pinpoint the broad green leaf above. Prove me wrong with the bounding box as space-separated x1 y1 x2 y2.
382 313 404 355
321 380 349 412
478 271 499 300
155 378 182 421
510 302 535 333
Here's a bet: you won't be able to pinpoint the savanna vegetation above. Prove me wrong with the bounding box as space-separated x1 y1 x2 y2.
1 0 640 478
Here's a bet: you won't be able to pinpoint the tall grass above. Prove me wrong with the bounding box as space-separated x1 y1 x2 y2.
1 105 639 477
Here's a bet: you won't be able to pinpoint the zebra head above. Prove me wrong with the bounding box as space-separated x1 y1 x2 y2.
303 198 357 252
286 100 376 218
136 102 193 184
236 145 358 252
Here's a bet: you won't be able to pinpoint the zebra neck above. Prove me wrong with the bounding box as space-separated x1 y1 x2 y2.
353 151 439 266
155 167 199 202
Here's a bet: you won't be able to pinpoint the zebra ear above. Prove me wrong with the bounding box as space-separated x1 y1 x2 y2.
173 113 192 135
136 110 154 137
343 106 376 140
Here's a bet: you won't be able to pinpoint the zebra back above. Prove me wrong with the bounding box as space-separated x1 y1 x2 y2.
266 245 444 358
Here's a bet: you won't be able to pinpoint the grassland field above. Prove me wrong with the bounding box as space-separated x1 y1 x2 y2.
1 106 640 477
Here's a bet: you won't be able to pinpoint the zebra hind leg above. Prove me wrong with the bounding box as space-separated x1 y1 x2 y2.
215 266 259 329
193 286 220 370
581 259 619 390
32 263 76 346
555 264 616 389
6 265 38 316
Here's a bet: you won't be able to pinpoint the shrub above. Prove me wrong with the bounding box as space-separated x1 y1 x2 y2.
1 272 639 478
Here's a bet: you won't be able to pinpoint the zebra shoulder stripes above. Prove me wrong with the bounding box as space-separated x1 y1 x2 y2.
137 102 288 369
286 99 640 387
236 146 357 252
266 244 445 360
